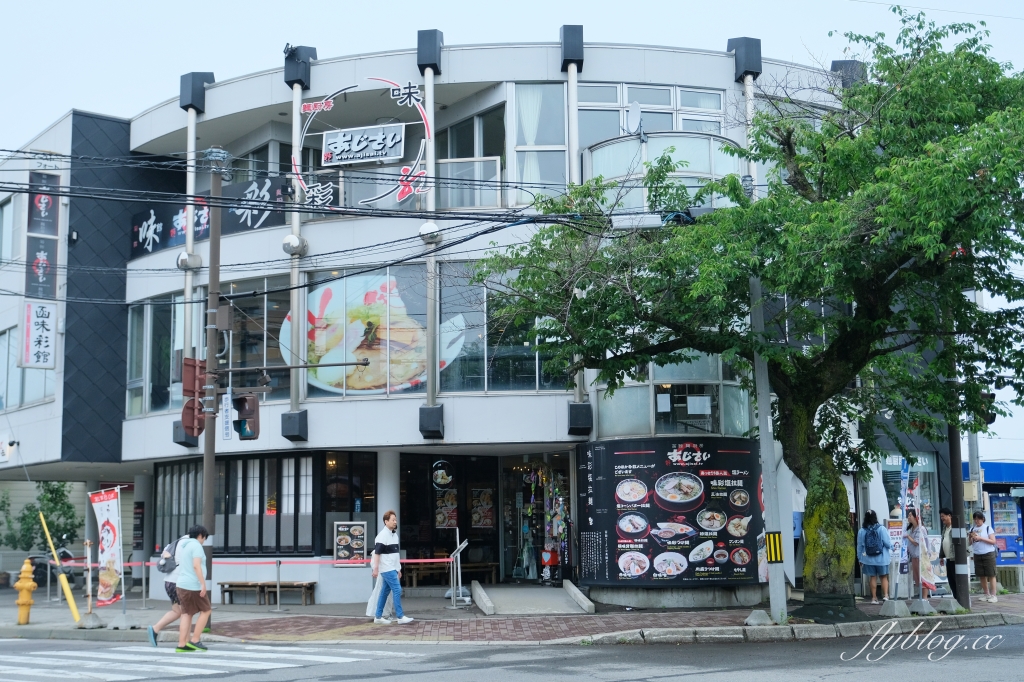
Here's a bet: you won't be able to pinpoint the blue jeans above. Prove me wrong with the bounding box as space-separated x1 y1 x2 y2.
375 570 403 619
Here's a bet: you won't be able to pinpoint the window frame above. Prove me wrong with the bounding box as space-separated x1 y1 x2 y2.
511 82 569 206
678 88 724 112
626 85 674 109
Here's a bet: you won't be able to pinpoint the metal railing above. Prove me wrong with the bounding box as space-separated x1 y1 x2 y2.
437 157 502 209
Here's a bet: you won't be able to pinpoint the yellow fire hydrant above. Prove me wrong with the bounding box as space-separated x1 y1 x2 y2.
15 559 37 625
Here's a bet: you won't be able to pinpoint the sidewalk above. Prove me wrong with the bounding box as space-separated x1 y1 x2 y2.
3 590 1024 644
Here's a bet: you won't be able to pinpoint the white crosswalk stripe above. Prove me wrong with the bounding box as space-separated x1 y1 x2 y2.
11 645 371 680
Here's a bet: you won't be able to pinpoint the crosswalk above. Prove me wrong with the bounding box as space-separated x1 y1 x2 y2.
0 644 409 681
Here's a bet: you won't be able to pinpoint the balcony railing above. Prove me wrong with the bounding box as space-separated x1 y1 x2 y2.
437 157 502 209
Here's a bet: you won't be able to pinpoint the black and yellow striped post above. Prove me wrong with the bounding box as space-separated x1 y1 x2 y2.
765 531 784 564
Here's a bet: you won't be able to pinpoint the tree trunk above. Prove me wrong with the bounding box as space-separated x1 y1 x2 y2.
778 396 856 594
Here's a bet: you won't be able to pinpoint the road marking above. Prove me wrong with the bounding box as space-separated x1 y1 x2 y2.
115 645 365 663
242 644 421 657
0 655 220 676
0 665 144 681
43 650 299 670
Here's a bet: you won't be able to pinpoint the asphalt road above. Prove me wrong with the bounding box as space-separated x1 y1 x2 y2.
2 624 1023 681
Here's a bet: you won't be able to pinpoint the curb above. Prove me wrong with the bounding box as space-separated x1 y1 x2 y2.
563 581 596 614
0 611 1019 646
471 581 495 616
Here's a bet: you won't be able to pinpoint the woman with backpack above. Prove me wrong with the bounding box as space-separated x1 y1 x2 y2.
857 510 892 604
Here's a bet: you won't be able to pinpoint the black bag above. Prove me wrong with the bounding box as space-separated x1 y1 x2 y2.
157 537 181 574
864 524 884 557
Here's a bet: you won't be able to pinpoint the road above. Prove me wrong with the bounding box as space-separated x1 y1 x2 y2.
1 624 1022 681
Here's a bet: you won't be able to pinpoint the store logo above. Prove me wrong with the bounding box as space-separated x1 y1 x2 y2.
667 442 710 465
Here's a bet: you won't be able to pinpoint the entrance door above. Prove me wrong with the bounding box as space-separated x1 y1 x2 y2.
500 453 571 583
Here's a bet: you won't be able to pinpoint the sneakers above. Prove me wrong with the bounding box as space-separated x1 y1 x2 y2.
184 642 207 651
870 600 880 605
147 626 158 647
374 617 391 625
175 647 193 653
396 616 414 625
989 595 998 603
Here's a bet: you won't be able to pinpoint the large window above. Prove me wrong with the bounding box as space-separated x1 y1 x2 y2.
306 266 427 397
125 291 203 416
322 451 377 555
515 84 566 204
157 455 314 555
882 452 939 533
0 198 13 260
0 327 55 411
224 277 290 400
435 106 505 210
438 263 566 393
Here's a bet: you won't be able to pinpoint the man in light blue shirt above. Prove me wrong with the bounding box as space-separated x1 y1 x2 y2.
174 525 212 653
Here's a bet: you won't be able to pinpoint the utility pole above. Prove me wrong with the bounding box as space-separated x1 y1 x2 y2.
201 147 228 582
949 422 972 609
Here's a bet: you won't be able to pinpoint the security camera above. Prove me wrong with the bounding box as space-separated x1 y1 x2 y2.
176 252 202 271
282 234 309 256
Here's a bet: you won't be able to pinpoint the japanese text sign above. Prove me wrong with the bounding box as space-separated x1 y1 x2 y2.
22 301 56 369
322 124 405 166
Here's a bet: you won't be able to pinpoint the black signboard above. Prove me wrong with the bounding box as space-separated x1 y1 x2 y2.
28 172 59 236
25 236 58 299
132 501 145 551
576 436 765 588
130 176 294 259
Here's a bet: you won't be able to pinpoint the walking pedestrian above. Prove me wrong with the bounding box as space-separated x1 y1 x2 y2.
857 510 892 604
939 508 958 601
175 525 213 652
969 511 999 602
148 533 189 646
371 510 413 625
905 509 930 600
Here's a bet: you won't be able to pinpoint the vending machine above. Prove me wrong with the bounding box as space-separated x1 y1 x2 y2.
989 495 1024 566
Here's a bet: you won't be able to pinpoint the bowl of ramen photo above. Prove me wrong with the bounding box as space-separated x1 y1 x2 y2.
653 472 704 512
728 488 750 512
616 512 650 540
617 551 650 578
731 547 752 566
615 479 649 505
653 552 688 576
696 508 728 532
726 515 752 538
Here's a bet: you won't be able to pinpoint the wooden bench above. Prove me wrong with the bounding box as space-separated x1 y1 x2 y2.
461 562 499 585
218 581 262 605
261 581 317 606
403 562 499 587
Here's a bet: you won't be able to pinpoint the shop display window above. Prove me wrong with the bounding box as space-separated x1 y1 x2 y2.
0 326 55 412
654 384 721 435
321 451 377 556
881 452 939 533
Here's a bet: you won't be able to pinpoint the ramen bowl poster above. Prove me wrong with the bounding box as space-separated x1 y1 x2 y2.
576 437 763 588
89 488 124 606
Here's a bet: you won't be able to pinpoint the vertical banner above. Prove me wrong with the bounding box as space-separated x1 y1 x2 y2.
221 388 233 441
432 460 457 528
132 501 145 551
21 301 57 368
27 172 60 236
89 488 124 607
25 236 58 300
471 489 494 529
899 458 910 568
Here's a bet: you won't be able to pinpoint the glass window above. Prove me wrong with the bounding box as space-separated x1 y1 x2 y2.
245 459 260 553
265 280 291 401
598 386 651 438
22 368 46 405
882 453 939 531
450 118 476 159
516 150 565 203
229 282 265 388
0 332 8 410
262 458 277 551
655 384 720 435
627 86 671 107
440 263 486 392
641 112 673 132
579 109 621 150
480 106 506 160
653 353 720 381
324 452 351 553
149 303 172 412
578 84 618 104
722 385 751 436
227 460 242 553
591 139 643 180
516 84 565 146
388 265 427 394
714 142 741 177
298 456 313 552
0 199 12 261
214 462 226 551
435 129 450 161
679 89 722 110
6 332 20 412
681 118 722 134
647 136 711 174
486 295 537 391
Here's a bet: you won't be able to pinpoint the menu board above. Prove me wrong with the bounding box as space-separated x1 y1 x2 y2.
334 521 367 566
577 437 763 587
433 459 458 528
471 489 494 529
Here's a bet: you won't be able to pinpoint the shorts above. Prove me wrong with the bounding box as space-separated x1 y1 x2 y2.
176 587 211 616
862 563 888 577
164 581 180 605
974 551 997 577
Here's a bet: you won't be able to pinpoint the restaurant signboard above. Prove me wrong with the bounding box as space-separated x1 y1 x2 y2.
576 437 765 588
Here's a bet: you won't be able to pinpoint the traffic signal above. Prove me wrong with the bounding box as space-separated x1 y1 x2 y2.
232 395 260 439
981 391 997 426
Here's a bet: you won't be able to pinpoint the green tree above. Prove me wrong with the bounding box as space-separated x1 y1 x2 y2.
0 482 83 552
477 10 1024 594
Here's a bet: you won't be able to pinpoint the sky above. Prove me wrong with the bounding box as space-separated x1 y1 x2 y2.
3 0 1024 151
2 0 1023 458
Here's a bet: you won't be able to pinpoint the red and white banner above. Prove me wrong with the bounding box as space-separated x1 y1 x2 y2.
89 488 124 607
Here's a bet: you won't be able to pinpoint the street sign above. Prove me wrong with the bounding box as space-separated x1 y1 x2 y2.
765 531 784 564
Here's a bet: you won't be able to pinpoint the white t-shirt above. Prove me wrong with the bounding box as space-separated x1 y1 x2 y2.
163 535 189 584
373 527 401 574
971 523 997 555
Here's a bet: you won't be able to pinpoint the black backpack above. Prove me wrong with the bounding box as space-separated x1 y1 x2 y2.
864 524 884 557
157 537 182 574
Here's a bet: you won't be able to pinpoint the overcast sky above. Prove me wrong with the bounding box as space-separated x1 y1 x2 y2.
3 0 1023 151
3 0 1023 455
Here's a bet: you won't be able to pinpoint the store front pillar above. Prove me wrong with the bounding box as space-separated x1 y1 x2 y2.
378 450 401 523
132 474 154 582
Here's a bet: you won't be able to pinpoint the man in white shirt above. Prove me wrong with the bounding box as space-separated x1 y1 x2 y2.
969 511 999 602
371 510 413 625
